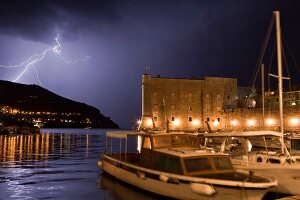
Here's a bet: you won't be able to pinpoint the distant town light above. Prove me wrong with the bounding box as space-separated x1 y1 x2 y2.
266 118 275 126
290 118 299 126
212 120 219 127
230 120 238 126
247 119 256 127
192 119 200 126
173 119 180 126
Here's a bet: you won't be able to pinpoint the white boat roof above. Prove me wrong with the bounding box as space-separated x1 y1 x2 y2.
106 131 192 139
106 131 146 138
154 147 227 158
203 130 283 138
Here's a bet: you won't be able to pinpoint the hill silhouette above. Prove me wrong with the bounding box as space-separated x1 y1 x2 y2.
0 80 119 128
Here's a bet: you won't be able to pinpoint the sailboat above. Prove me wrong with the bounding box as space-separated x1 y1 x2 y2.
202 11 300 195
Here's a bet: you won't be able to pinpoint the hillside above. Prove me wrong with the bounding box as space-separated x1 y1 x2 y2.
0 80 119 128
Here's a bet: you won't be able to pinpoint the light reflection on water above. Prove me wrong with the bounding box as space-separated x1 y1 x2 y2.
0 129 158 200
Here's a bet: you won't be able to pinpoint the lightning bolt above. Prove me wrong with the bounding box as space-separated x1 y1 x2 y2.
0 35 91 85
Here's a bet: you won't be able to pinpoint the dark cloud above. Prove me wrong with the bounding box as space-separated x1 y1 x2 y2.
1 0 300 128
0 0 120 43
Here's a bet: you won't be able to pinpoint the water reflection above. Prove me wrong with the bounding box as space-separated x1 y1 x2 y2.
0 129 103 200
98 173 161 200
0 131 91 165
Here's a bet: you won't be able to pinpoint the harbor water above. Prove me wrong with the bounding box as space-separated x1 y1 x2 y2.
0 129 160 200
0 129 290 199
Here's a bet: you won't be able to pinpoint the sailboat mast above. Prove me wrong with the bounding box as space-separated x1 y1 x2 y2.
274 11 284 135
261 63 265 128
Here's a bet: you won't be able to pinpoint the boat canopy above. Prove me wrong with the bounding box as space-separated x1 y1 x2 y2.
203 131 283 138
106 131 145 139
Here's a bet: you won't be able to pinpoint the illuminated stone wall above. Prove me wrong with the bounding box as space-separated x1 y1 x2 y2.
141 74 300 132
141 74 237 132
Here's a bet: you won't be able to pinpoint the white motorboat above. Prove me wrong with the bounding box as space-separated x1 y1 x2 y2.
203 131 300 195
202 11 300 195
98 131 277 200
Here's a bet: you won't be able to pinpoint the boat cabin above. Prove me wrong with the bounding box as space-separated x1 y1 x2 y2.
104 131 235 176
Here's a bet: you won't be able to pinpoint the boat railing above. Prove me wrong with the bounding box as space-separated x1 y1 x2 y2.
105 131 143 162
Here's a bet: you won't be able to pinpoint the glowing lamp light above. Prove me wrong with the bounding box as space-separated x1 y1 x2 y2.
137 120 142 125
173 119 180 126
290 118 299 126
212 120 219 127
192 119 200 126
247 119 256 127
230 120 238 126
146 119 153 126
266 118 275 126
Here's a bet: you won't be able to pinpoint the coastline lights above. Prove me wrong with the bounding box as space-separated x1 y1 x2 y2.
266 118 276 126
192 119 200 126
247 119 256 127
173 119 181 126
290 117 299 126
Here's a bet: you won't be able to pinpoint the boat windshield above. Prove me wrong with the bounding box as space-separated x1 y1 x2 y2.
185 157 212 172
212 156 233 170
184 156 233 173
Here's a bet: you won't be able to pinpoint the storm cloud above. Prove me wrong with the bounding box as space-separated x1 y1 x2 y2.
0 0 300 128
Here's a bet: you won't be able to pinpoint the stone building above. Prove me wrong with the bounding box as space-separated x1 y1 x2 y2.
139 74 300 132
140 74 237 132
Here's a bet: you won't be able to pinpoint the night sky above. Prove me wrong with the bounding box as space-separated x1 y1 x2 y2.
0 0 300 129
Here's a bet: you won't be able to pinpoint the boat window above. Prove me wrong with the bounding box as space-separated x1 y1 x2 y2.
153 136 171 148
143 137 151 149
291 139 300 151
212 157 232 170
171 135 188 146
267 158 281 164
184 157 211 172
155 154 182 174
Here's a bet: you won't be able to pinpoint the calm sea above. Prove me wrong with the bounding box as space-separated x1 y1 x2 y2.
0 129 289 200
0 128 159 200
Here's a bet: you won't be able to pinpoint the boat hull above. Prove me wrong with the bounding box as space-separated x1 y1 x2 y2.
100 156 274 200
232 159 300 195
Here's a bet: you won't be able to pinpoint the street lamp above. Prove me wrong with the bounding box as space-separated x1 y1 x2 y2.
230 119 238 126
266 118 276 126
192 119 200 126
247 119 256 127
173 119 180 126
